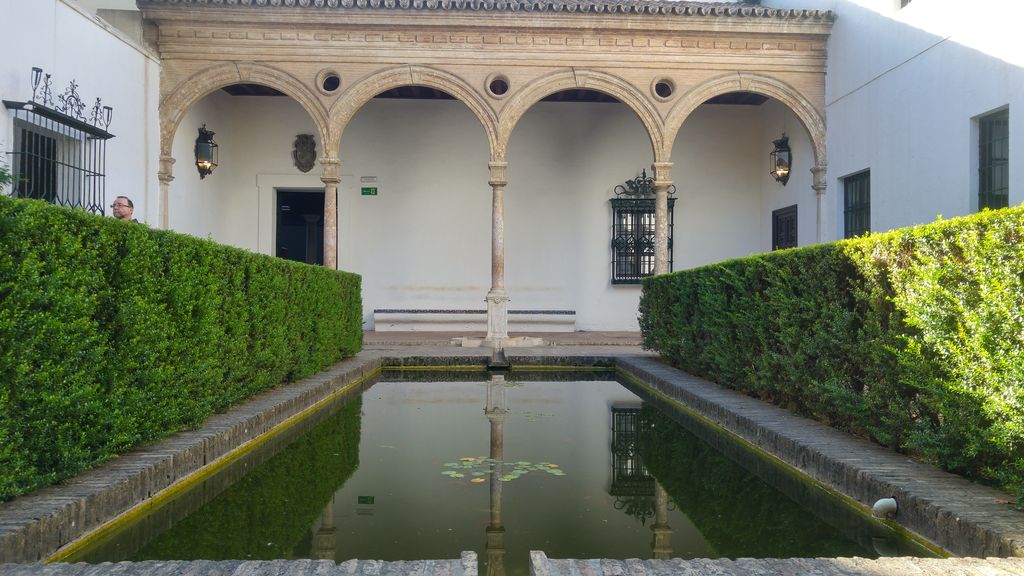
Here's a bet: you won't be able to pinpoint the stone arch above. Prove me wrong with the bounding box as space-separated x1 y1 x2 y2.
158 62 329 160
497 69 666 163
664 72 826 166
327 65 499 161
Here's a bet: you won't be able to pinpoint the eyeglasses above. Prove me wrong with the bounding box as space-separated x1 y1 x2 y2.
110 203 130 208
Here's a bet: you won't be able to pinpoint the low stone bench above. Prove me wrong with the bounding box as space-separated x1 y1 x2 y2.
372 309 576 332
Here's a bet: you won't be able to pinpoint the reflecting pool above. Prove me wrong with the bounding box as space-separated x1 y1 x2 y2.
67 370 936 573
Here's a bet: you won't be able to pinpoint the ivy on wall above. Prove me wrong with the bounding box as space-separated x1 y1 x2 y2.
0 196 362 502
640 206 1024 501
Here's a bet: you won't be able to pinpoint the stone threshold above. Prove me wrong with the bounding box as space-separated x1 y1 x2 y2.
1 347 1022 566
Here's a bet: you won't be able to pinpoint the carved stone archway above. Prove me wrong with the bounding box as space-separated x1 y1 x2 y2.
327 65 499 162
497 69 666 164
664 72 829 242
663 72 826 167
159 62 329 160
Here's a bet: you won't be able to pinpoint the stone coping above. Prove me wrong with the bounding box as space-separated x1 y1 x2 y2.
0 554 477 576
1 345 1022 564
530 552 1024 576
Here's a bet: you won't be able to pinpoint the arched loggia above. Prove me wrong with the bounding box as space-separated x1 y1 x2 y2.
665 73 828 243
501 82 664 331
328 79 494 332
156 63 329 232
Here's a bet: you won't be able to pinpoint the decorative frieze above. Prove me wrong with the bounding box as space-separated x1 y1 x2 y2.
159 26 826 57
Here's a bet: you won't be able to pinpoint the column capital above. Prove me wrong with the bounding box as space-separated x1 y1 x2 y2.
811 162 827 195
158 155 175 184
320 156 342 183
488 162 508 187
651 161 673 183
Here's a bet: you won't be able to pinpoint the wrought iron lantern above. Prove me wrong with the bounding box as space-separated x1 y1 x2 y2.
769 133 791 186
194 124 218 179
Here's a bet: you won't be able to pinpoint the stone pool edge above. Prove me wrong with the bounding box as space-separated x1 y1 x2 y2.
1 348 1022 563
614 356 1024 558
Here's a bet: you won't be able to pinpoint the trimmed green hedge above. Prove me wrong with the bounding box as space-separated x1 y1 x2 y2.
0 196 362 502
640 206 1024 500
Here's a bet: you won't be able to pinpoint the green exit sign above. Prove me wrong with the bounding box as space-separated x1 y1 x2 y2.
358 496 375 505
361 187 378 196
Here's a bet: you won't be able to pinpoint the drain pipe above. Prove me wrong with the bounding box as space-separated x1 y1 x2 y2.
872 497 898 519
488 347 510 370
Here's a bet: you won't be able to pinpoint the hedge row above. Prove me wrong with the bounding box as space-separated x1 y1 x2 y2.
0 196 362 502
639 206 1024 500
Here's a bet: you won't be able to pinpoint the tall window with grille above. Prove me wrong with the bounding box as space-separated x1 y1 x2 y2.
843 170 871 238
771 205 798 250
979 109 1009 210
3 68 114 215
610 170 675 284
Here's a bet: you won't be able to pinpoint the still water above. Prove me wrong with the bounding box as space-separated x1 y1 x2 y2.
68 370 935 573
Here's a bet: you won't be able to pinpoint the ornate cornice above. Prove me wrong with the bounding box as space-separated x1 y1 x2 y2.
136 0 834 22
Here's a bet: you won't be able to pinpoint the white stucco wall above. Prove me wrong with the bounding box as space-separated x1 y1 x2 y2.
169 92 803 330
767 0 1023 237
0 0 159 222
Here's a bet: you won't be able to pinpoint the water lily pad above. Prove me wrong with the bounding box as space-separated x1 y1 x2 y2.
546 464 560 468
471 478 486 483
451 473 465 478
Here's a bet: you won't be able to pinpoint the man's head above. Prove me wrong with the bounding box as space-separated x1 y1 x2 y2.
111 196 134 221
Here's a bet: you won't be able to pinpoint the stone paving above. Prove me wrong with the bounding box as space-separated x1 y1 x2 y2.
2 332 1024 574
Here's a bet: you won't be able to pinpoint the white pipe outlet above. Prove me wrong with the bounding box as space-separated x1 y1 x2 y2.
872 497 898 519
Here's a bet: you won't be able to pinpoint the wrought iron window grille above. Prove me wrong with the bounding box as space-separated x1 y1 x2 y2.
3 67 114 215
979 108 1009 211
610 169 675 284
843 170 871 238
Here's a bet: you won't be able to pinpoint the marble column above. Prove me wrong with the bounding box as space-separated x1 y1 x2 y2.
812 163 828 244
321 156 341 269
157 155 175 230
652 162 674 275
486 161 509 344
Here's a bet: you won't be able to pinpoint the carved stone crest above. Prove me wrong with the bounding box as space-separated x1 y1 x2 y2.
292 134 317 173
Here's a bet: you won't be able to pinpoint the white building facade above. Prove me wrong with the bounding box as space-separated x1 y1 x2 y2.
0 0 1018 333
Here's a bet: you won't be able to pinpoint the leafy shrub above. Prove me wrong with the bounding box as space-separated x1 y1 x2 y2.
0 196 362 502
640 206 1024 500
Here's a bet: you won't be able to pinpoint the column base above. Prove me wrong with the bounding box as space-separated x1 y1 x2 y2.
451 336 546 348
485 290 510 342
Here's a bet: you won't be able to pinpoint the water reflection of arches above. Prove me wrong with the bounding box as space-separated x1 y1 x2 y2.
609 404 674 559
